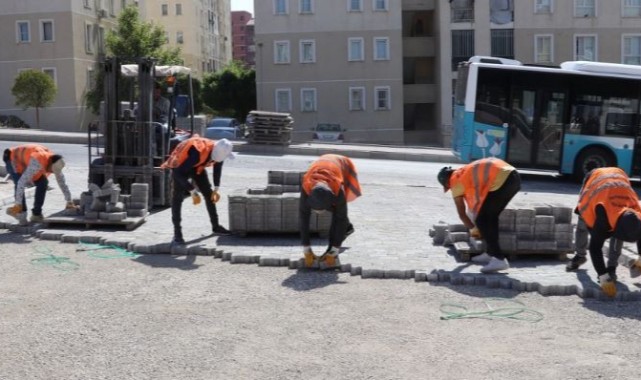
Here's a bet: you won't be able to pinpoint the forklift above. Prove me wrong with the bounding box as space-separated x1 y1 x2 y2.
88 57 196 208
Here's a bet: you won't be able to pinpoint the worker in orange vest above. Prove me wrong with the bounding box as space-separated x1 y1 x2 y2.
438 157 521 273
569 167 641 297
3 144 77 224
162 137 235 245
300 154 361 269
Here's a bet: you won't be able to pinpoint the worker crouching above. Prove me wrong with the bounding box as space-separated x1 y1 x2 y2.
438 158 521 273
572 167 641 297
300 154 361 269
162 136 235 245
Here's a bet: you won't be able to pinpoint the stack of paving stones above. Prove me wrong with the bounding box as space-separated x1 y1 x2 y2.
228 170 331 236
430 205 574 261
80 180 148 221
245 110 294 146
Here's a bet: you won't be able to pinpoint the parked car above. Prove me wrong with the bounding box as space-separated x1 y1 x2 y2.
205 117 243 140
311 123 345 142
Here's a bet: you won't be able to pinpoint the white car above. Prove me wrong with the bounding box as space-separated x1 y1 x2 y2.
311 123 345 142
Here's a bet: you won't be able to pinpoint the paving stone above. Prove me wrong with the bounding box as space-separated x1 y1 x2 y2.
534 205 552 215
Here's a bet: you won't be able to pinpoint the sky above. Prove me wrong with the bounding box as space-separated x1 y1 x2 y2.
231 0 254 13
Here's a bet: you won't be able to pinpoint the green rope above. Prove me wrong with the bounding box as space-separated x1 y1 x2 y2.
76 241 138 259
31 246 79 272
440 298 544 323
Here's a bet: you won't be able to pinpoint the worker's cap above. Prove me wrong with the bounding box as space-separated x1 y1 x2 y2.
614 210 641 242
307 182 334 211
51 157 65 174
437 166 454 192
211 138 236 162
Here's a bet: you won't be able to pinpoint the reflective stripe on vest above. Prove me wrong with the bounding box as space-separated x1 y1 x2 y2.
302 154 362 202
577 167 641 229
161 136 214 174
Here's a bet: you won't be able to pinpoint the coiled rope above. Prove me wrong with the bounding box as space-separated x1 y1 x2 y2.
440 298 544 323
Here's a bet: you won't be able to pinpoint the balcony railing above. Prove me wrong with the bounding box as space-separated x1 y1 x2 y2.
451 8 474 23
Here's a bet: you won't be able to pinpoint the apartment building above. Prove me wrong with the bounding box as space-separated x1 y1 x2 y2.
139 0 232 76
0 0 126 132
232 10 255 67
256 0 641 146
0 0 231 133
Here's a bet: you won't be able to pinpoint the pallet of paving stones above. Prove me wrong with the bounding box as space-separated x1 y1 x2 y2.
245 110 294 146
42 213 147 231
430 205 575 262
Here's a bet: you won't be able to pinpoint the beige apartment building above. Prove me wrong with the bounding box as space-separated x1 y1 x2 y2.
0 0 231 133
256 0 641 146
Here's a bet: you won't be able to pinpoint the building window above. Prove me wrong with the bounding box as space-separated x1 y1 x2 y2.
373 37 389 60
42 68 57 85
348 0 362 11
177 31 184 44
176 3 182 15
16 21 30 43
349 87 366 111
373 0 388 11
300 40 316 63
300 0 313 13
275 89 292 112
39 20 54 42
84 0 91 9
300 88 317 112
535 34 554 63
275 0 288 15
348 37 364 61
85 23 93 53
575 35 597 61
491 29 513 59
87 67 95 88
108 0 115 15
451 30 474 70
535 0 552 13
274 41 290 63
623 35 641 64
623 0 641 17
162 4 168 16
451 0 474 22
374 86 391 110
98 26 105 54
574 0 596 17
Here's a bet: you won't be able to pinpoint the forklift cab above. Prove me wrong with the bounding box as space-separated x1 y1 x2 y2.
88 57 196 208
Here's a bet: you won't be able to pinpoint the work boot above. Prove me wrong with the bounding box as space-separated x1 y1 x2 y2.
171 236 186 245
480 257 509 273
566 254 588 272
16 212 28 226
212 225 231 236
345 223 355 239
471 252 492 264
30 214 44 223
598 273 617 298
607 267 618 282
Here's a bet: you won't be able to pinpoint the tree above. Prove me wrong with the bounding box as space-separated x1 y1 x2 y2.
85 5 183 114
202 61 256 120
11 70 57 129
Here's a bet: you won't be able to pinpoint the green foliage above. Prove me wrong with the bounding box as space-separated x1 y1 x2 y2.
202 61 256 121
11 70 57 129
85 5 183 114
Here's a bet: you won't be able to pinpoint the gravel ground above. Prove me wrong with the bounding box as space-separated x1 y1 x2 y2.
1 236 641 380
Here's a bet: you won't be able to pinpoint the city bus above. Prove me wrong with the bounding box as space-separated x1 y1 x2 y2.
452 56 641 180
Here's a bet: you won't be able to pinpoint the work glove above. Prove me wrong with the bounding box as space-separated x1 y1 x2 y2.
598 273 617 298
469 227 482 239
303 246 316 268
65 201 80 211
320 247 340 268
7 204 23 217
211 189 221 204
191 190 202 205
630 258 641 278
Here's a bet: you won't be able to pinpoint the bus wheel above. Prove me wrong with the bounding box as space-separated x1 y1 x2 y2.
573 147 615 181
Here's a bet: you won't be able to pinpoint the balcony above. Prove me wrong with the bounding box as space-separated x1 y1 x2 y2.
402 37 435 57
401 0 435 11
451 7 474 23
403 84 436 104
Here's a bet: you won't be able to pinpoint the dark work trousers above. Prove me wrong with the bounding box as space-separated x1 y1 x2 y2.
171 169 219 239
2 158 48 216
475 171 521 260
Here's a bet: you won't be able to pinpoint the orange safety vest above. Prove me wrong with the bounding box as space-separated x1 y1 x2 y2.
577 167 641 229
302 154 362 202
161 136 215 174
449 157 512 217
9 144 53 181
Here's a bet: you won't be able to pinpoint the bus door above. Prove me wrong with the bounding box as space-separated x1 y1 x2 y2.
507 87 567 169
